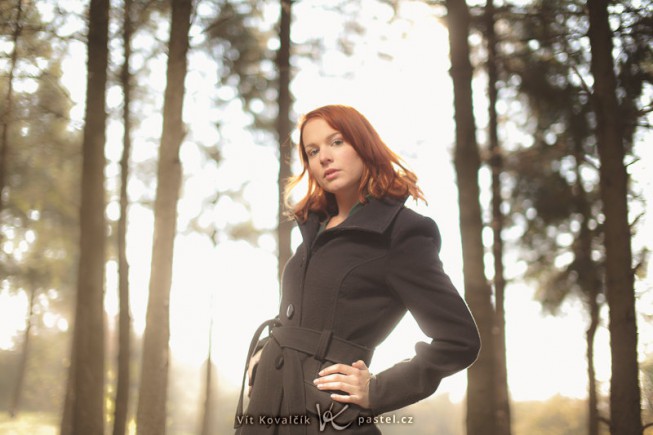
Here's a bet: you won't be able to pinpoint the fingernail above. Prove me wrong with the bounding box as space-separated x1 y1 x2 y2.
313 379 318 384
318 370 324 376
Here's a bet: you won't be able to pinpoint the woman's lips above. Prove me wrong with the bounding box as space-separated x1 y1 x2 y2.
324 169 339 180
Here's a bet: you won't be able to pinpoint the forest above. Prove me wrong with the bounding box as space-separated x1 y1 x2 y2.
0 0 652 434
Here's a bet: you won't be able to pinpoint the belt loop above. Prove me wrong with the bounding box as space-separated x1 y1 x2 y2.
234 317 279 428
314 329 333 361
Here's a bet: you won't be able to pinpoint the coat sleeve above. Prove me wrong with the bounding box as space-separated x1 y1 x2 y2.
368 212 480 415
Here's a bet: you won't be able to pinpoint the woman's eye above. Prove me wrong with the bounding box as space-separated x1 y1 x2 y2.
307 148 318 157
332 139 344 146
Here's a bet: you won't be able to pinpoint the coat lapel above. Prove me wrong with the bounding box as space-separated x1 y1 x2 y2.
297 196 407 248
336 196 406 234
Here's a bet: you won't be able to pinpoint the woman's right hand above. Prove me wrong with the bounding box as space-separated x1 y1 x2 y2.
247 348 263 397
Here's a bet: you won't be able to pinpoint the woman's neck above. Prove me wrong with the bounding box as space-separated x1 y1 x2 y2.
334 192 359 219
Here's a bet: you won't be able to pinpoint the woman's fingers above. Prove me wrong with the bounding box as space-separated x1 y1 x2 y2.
352 360 373 388
247 349 262 382
318 363 356 376
315 376 356 393
313 360 372 408
247 349 263 397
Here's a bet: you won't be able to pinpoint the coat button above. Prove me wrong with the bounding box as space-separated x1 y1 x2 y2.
286 304 295 319
275 355 284 369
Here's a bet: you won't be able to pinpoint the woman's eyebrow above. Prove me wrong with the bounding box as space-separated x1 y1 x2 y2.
304 132 340 149
327 132 341 141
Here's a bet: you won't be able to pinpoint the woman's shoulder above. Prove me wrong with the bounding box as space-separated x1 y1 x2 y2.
391 206 441 243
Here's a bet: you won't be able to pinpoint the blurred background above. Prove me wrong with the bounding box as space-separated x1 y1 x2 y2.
0 0 652 434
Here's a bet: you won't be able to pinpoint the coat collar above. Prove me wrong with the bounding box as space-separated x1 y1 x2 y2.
297 196 406 247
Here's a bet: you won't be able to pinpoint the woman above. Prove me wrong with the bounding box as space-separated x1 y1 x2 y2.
235 105 480 434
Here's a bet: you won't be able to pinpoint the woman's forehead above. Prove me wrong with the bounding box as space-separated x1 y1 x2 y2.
302 118 340 146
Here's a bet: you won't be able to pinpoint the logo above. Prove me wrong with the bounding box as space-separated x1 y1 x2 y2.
315 403 354 431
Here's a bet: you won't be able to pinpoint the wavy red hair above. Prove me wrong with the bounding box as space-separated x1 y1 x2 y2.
285 105 425 222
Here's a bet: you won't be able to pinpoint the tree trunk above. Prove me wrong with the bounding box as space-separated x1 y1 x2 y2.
198 298 216 435
445 1 498 434
276 0 293 285
8 285 36 418
135 0 192 433
60 342 75 435
586 1 642 434
586 292 600 435
485 1 511 433
573 139 601 435
0 0 23 221
112 0 134 433
69 0 110 432
198 356 215 435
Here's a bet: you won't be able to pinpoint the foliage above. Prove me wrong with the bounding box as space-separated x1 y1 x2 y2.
496 0 651 314
0 1 81 328
610 1 653 140
0 328 70 414
512 395 605 435
497 0 598 313
203 0 276 132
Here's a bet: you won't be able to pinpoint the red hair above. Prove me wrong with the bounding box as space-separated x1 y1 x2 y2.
285 105 425 222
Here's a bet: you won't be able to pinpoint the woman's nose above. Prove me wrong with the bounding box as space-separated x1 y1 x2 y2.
319 147 333 164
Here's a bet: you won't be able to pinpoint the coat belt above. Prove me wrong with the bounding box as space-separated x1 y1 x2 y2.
271 326 373 367
235 319 374 434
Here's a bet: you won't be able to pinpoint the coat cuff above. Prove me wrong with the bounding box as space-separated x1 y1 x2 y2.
368 356 442 415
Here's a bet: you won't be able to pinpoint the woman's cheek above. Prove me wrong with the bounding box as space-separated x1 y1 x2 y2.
309 168 324 188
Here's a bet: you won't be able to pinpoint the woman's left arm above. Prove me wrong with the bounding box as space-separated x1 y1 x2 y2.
366 212 480 415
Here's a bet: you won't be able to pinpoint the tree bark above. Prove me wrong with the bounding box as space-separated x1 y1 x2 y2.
69 0 110 432
136 0 192 433
485 1 511 433
0 0 23 222
112 0 134 433
445 1 498 434
586 1 642 434
277 0 293 285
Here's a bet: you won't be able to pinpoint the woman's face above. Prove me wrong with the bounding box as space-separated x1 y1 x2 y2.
302 118 365 202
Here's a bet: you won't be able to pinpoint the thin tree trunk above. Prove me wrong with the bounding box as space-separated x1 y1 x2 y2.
199 352 215 435
586 292 600 435
573 139 601 435
135 0 192 433
445 1 498 434
112 0 134 433
8 285 36 418
0 0 23 220
60 343 75 435
485 1 511 433
199 294 215 435
276 0 293 285
69 0 110 432
587 1 642 434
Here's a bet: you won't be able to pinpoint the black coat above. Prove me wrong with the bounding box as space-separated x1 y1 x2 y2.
236 197 480 434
